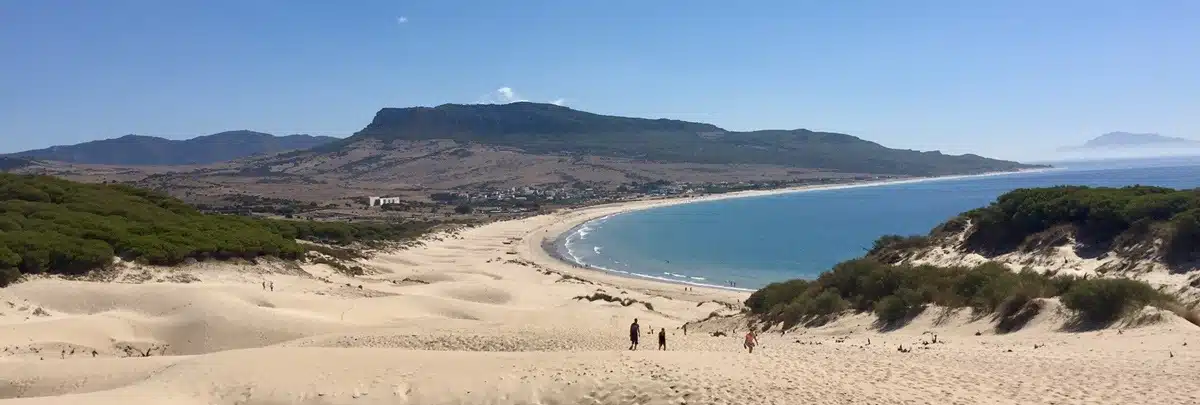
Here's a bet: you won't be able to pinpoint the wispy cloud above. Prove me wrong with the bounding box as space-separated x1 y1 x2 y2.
476 87 526 104
396 16 408 24
475 87 567 106
496 87 522 102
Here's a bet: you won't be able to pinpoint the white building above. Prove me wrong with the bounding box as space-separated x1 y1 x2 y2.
368 196 402 207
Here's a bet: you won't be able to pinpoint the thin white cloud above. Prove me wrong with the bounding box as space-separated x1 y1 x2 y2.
397 16 408 24
475 87 567 106
475 87 526 104
497 87 522 102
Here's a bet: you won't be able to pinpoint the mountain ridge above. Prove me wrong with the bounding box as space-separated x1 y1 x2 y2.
7 131 340 166
5 103 1047 197
330 102 1042 176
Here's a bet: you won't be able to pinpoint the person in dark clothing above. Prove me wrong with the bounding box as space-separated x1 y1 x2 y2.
658 328 667 350
629 318 640 350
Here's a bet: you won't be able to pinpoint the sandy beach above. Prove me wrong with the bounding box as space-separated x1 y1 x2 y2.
2 175 1198 405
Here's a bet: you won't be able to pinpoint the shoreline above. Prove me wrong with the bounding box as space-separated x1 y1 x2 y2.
529 168 1057 292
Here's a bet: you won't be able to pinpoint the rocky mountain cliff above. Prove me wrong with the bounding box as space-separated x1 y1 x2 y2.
323 102 1044 177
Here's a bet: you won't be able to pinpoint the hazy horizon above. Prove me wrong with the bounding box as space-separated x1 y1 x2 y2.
4 102 1199 164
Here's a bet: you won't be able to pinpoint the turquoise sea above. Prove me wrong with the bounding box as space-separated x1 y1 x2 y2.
555 157 1200 291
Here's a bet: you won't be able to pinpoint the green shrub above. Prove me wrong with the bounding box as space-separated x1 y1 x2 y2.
869 234 930 254
1165 209 1200 264
874 287 925 325
995 294 1042 333
995 290 1033 321
0 246 20 269
775 297 813 330
965 269 1021 313
0 174 438 285
0 267 20 287
745 279 810 314
960 186 1200 260
748 257 1184 330
874 295 910 324
1061 278 1165 325
808 289 849 317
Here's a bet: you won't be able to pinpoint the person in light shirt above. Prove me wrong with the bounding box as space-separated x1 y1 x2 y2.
744 330 759 353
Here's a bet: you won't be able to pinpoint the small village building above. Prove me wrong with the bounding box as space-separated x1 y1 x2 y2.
368 196 402 207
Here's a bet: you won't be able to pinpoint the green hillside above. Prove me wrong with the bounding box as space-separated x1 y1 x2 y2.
0 174 431 286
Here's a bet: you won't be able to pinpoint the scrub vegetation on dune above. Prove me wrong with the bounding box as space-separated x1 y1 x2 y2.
746 258 1193 331
0 174 436 286
959 186 1200 263
870 185 1200 265
760 185 1200 332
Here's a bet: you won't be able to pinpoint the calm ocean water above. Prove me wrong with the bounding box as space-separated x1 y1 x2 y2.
557 157 1200 291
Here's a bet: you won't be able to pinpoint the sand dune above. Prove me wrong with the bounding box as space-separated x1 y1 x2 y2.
2 195 1199 404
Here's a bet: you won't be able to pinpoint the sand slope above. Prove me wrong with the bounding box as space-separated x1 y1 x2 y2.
2 201 1199 404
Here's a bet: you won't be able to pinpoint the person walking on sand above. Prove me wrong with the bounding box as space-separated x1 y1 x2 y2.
744 330 759 354
658 328 667 350
629 319 641 350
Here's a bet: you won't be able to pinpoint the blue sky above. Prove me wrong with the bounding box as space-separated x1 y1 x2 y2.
2 1 1197 160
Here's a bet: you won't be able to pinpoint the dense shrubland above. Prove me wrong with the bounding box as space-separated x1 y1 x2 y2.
756 186 1200 331
957 186 1200 262
869 186 1200 266
746 258 1192 330
0 174 435 286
